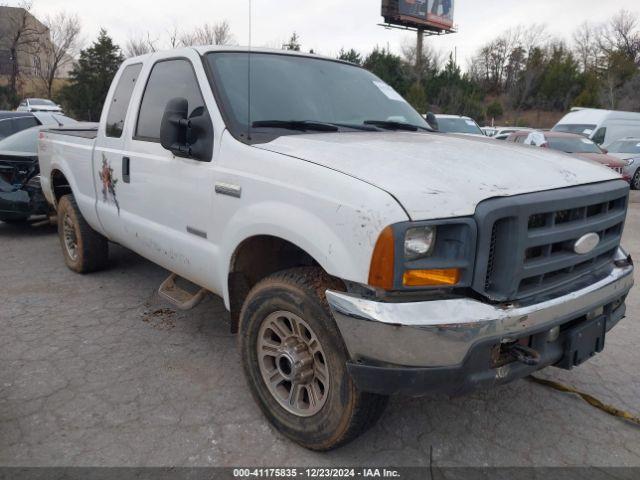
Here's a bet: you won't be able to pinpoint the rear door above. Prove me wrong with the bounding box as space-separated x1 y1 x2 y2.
93 62 143 241
118 53 217 288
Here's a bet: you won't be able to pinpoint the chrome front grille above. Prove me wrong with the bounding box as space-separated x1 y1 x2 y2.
473 181 629 302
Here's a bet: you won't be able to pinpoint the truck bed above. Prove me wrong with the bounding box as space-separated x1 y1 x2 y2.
43 123 99 140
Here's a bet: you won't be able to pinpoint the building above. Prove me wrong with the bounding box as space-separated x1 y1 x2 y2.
0 6 72 85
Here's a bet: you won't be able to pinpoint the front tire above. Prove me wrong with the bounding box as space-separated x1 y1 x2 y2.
57 194 109 273
239 267 388 451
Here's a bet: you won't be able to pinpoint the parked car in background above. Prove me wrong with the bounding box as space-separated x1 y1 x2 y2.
435 114 485 137
507 130 630 181
0 111 76 140
16 98 63 113
605 137 640 189
482 126 535 140
552 108 640 146
1 115 79 224
38 46 634 450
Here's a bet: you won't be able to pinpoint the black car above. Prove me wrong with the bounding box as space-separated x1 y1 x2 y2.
0 113 77 224
0 111 75 140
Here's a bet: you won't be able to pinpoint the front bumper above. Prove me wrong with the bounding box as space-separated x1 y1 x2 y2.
327 251 633 396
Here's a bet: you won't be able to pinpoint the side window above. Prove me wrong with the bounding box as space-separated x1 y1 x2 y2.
135 59 204 141
106 63 142 138
592 127 606 145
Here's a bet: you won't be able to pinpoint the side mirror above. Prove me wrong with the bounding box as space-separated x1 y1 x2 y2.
601 148 608 154
160 98 213 162
160 97 189 156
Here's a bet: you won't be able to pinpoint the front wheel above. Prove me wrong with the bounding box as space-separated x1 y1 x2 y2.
239 267 388 451
57 195 109 273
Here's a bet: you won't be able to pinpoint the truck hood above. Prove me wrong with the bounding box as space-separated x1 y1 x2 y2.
256 132 621 220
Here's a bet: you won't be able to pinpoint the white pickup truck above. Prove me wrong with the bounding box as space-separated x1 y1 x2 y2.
39 47 634 450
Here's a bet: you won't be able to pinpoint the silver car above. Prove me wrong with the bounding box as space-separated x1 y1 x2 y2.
605 137 640 189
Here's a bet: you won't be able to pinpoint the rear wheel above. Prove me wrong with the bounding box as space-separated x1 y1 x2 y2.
632 168 640 190
57 195 109 273
239 267 388 451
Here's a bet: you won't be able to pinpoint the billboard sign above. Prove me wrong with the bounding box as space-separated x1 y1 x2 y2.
382 0 455 32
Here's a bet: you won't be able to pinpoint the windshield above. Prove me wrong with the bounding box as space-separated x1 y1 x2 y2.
547 137 602 154
0 126 42 153
206 52 429 141
607 140 640 154
29 99 56 106
437 118 483 135
552 123 597 136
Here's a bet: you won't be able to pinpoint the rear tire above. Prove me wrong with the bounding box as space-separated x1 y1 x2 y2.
632 169 640 190
57 194 109 273
239 267 388 451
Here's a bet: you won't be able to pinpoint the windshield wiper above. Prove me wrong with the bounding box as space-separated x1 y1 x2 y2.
363 120 431 132
252 120 339 132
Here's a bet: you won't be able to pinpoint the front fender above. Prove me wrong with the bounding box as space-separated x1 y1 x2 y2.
219 201 359 308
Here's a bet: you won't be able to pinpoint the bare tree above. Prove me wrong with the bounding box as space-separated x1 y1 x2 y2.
401 39 442 75
167 25 180 49
573 21 601 71
180 20 235 47
5 1 45 98
37 12 81 98
125 32 157 58
599 9 640 64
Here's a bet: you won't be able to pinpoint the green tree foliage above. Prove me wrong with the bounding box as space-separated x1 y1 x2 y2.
61 29 124 121
363 47 410 94
486 99 504 120
0 85 19 110
338 48 363 66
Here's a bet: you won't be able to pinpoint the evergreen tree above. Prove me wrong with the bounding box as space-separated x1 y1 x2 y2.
337 48 363 66
61 29 124 121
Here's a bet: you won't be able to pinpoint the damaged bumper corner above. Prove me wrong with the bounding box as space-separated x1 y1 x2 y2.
326 250 634 397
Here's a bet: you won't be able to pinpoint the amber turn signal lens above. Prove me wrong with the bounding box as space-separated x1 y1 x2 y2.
403 268 461 287
368 226 395 290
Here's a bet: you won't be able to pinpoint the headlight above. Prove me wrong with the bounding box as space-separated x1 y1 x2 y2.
628 158 636 166
404 226 436 260
369 220 476 291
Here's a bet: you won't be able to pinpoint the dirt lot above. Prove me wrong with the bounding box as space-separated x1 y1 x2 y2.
1 194 639 467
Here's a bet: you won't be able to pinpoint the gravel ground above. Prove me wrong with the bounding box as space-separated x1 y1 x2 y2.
0 196 639 467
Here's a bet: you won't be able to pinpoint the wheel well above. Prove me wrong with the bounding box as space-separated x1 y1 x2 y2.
51 170 72 205
227 236 320 333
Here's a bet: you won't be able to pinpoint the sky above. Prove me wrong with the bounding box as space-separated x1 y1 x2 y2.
14 0 640 66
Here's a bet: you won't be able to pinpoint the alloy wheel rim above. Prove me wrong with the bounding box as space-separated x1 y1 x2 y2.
257 311 330 417
634 171 640 190
62 213 78 261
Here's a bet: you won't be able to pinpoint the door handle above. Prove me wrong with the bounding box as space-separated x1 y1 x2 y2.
122 157 130 183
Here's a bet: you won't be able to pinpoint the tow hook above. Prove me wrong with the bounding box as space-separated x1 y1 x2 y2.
507 344 541 366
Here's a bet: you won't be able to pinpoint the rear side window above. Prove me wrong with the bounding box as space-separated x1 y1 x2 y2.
135 59 204 141
106 63 143 138
592 127 606 145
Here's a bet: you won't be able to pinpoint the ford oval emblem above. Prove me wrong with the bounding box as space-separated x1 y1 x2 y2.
574 233 600 255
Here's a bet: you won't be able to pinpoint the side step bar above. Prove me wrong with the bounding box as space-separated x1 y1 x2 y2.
158 273 207 310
